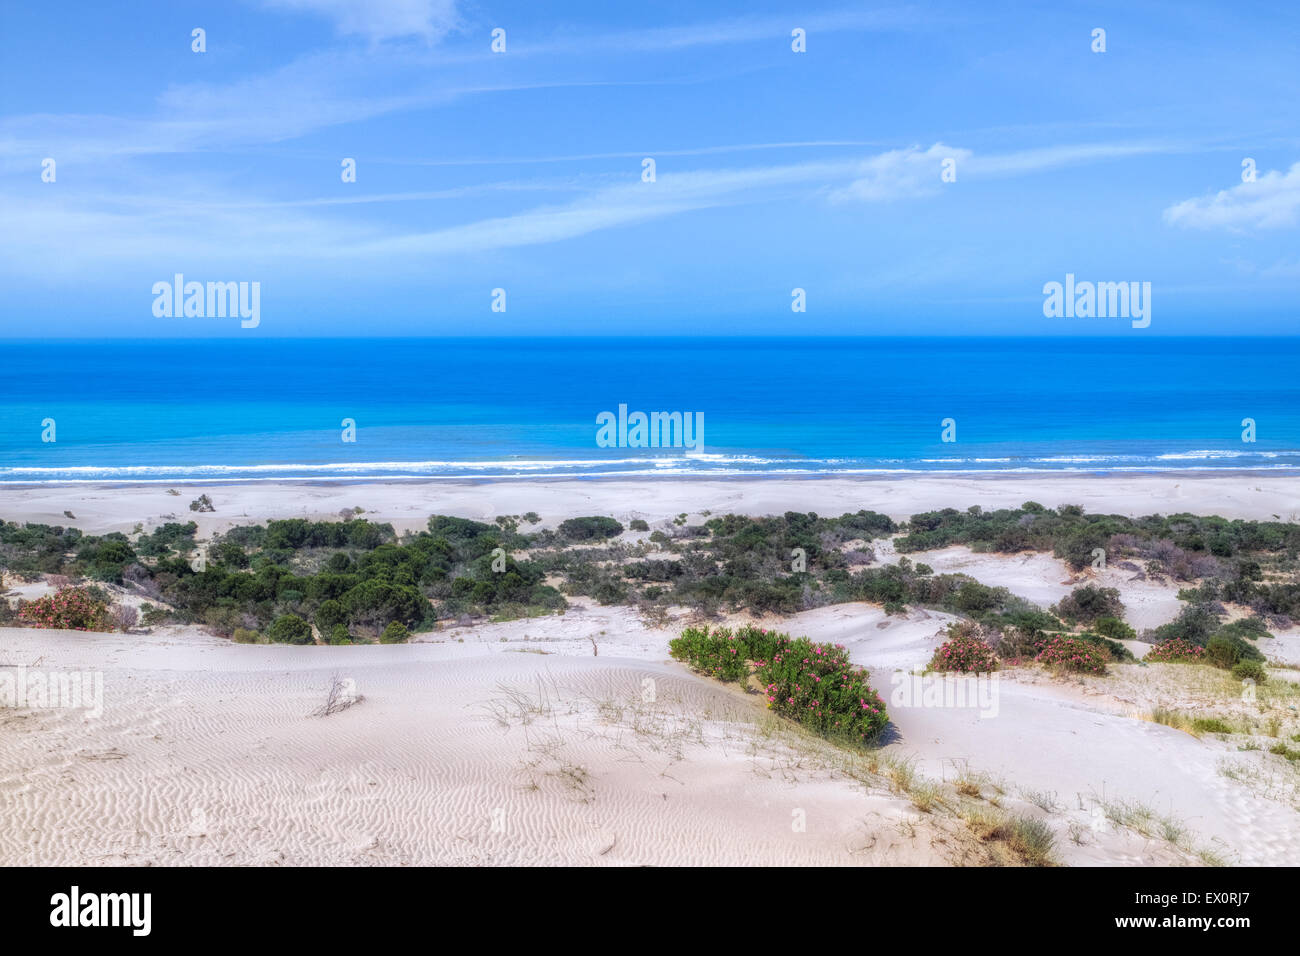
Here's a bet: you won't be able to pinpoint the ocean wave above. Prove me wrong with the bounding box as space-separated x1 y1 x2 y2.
3 449 1300 484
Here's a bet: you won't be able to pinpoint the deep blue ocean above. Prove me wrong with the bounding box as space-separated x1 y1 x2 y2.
1 337 1297 483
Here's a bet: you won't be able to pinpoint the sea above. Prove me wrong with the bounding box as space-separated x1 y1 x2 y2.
1 337 1297 483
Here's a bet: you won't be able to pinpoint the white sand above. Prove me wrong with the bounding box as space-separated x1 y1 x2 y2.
4 473 1300 537
2 475 1298 866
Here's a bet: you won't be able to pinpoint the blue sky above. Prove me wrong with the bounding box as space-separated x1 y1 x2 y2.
1 0 1298 336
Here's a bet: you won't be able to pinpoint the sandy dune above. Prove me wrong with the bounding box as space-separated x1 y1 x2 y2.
879 543 1187 633
3 475 1299 866
0 626 993 866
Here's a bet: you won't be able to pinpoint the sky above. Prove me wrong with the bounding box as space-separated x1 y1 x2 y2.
1 0 1298 337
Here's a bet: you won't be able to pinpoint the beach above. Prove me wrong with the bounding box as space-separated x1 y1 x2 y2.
5 473 1300 536
3 475 1300 866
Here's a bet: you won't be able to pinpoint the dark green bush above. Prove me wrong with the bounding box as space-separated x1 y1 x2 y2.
1053 585 1124 625
267 613 313 644
1231 660 1267 683
558 516 624 541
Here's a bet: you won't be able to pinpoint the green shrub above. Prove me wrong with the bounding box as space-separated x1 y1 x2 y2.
1192 717 1233 734
267 613 313 644
1204 632 1264 669
380 621 411 644
1073 631 1135 662
1268 742 1300 762
1231 660 1267 684
327 624 353 645
232 627 259 644
629 519 649 532
558 516 624 541
139 603 170 627
1052 585 1124 625
668 625 781 682
315 599 347 632
1093 616 1136 641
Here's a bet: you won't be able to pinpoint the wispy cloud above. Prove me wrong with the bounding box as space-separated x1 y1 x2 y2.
828 144 967 202
1 138 1177 273
519 6 935 56
260 0 462 44
1164 162 1300 231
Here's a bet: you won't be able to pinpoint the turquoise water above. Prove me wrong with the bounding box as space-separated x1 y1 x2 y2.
1 337 1297 482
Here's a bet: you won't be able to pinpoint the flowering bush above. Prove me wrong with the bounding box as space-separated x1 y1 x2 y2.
929 624 1000 673
1145 638 1206 663
670 626 888 743
757 637 889 743
1034 636 1108 675
17 586 110 631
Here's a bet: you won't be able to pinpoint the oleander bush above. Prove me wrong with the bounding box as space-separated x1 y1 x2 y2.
1034 636 1109 675
669 626 888 744
929 622 1000 673
17 586 110 631
1145 638 1206 663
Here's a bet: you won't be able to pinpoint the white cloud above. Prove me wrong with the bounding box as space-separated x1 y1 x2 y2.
261 0 461 44
828 144 969 202
1164 162 1300 231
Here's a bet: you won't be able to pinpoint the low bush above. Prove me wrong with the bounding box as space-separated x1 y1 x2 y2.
1204 631 1265 670
1072 631 1135 662
670 626 888 744
1231 660 1267 684
668 625 780 682
1052 585 1124 625
758 637 889 744
929 622 1000 673
108 604 139 633
1034 636 1108 675
1093 616 1136 641
380 621 411 644
266 613 313 644
1192 717 1233 735
558 516 624 541
1145 638 1205 663
17 586 110 631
